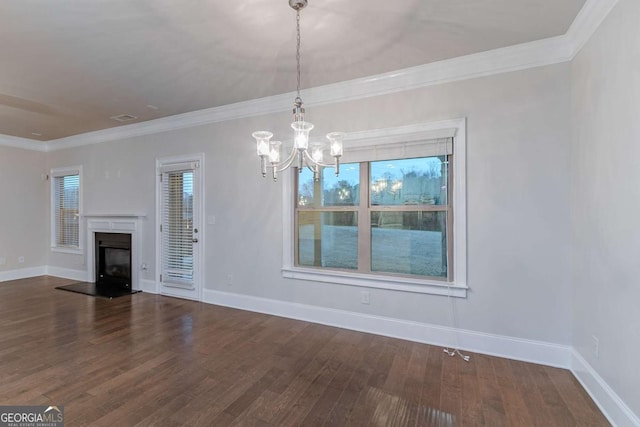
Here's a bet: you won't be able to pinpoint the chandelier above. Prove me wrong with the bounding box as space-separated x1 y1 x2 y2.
252 0 344 182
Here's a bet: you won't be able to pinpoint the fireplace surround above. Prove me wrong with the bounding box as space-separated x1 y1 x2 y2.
85 214 145 292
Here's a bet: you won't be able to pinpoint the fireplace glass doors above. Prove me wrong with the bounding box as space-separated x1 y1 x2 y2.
95 232 132 290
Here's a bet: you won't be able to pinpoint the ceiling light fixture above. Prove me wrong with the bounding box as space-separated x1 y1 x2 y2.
252 0 344 182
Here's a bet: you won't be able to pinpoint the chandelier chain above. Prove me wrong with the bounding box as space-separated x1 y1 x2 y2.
296 9 301 98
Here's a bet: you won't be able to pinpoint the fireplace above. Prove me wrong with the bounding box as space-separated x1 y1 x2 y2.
95 232 132 291
84 214 145 293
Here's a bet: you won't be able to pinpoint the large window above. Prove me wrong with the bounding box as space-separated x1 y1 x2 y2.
296 156 451 281
51 167 82 252
283 120 467 297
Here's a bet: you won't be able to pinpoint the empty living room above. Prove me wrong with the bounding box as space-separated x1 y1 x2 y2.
0 0 638 425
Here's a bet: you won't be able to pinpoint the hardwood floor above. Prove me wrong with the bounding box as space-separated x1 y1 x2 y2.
0 276 609 426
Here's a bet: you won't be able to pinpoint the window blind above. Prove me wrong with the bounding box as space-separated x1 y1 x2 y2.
53 173 80 248
161 170 194 287
340 137 453 163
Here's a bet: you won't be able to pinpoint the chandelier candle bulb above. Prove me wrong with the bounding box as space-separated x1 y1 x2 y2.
269 141 282 164
252 131 273 157
292 121 313 150
327 132 345 157
311 144 324 163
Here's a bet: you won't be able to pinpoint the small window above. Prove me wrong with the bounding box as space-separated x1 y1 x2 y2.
51 167 82 252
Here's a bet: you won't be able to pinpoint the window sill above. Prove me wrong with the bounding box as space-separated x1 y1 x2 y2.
282 267 467 298
51 246 83 255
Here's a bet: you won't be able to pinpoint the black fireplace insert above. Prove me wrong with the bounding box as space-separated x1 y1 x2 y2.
95 232 132 291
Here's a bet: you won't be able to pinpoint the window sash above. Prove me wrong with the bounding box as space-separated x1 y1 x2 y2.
53 173 80 248
294 153 453 281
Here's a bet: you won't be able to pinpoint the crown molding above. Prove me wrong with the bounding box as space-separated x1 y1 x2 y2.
566 0 620 58
44 36 571 152
0 134 48 152
0 0 619 152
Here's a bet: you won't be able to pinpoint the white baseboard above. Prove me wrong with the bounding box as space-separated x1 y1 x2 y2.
3 272 636 425
0 266 47 282
571 350 640 427
45 266 88 282
202 288 571 369
140 279 159 294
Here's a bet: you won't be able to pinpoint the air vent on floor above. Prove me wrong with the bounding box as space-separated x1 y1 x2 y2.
110 114 138 122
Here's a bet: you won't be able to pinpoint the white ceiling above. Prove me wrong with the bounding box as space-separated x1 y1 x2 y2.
0 0 585 142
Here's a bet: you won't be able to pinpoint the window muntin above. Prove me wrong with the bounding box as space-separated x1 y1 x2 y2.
295 155 452 281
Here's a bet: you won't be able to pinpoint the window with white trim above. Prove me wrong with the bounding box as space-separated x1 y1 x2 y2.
51 167 82 252
282 120 467 297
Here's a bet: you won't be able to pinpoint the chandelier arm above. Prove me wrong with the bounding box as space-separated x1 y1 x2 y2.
271 146 300 173
302 150 337 168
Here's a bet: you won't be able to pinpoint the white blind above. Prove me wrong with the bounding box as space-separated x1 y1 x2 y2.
340 137 453 163
161 170 194 288
53 173 80 247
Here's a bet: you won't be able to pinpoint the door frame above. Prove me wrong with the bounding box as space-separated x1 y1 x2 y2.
155 153 205 301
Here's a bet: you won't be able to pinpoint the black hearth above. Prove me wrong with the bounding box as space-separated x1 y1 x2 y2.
95 232 132 291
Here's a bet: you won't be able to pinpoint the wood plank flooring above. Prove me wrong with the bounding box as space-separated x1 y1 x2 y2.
0 276 609 426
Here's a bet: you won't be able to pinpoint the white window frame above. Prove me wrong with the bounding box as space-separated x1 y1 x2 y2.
50 165 83 254
282 118 467 297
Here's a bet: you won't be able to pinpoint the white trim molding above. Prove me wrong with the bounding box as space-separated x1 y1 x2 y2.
201 287 638 426
45 266 88 283
566 0 621 58
85 215 145 291
50 165 84 254
0 0 617 152
571 350 640 427
140 279 159 294
282 118 467 298
155 153 206 302
203 288 571 368
0 134 48 151
0 266 47 283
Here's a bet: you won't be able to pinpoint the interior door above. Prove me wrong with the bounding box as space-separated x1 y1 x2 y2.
158 159 202 300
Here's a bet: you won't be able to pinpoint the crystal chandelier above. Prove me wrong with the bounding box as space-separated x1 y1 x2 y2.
252 0 344 182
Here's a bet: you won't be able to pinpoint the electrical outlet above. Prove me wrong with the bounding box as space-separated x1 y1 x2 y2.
18 256 25 264
226 274 233 286
0 257 6 266
592 335 599 359
361 290 370 305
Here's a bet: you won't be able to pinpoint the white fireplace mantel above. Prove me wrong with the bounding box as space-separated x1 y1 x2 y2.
85 214 145 290
83 213 147 218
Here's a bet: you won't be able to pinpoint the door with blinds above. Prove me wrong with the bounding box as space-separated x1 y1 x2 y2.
158 157 203 301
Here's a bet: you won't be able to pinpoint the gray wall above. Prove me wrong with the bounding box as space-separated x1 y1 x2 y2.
0 146 47 272
46 62 573 345
571 0 640 416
